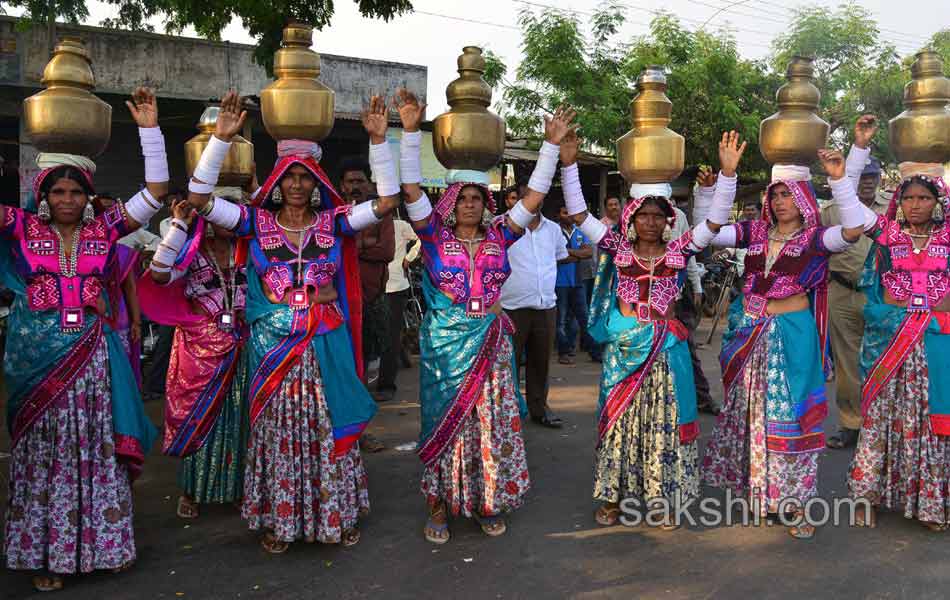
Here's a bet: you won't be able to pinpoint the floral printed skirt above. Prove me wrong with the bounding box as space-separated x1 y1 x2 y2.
421 336 530 517
241 346 369 544
849 343 950 525
177 352 249 505
4 339 136 574
593 353 699 505
703 325 819 514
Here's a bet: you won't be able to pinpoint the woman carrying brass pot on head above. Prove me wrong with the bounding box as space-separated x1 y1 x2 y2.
183 91 400 553
394 88 576 544
2 87 165 592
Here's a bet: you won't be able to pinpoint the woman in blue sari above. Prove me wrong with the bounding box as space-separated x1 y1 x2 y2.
393 90 576 543
3 88 163 592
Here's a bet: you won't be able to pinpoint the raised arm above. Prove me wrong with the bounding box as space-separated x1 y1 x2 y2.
689 131 746 252
392 89 432 230
692 167 717 223
121 87 168 231
356 95 400 232
819 148 878 246
148 198 195 285
845 114 878 192
185 91 246 231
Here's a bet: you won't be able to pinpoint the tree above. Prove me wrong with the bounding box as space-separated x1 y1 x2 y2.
498 3 777 176
3 0 413 70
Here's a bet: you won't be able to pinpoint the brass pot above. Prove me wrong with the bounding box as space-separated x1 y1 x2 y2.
616 66 684 184
432 47 506 171
889 50 950 164
260 23 335 142
759 56 829 166
184 106 255 187
22 37 111 157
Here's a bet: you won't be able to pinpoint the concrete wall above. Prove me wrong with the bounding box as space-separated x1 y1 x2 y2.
0 17 428 115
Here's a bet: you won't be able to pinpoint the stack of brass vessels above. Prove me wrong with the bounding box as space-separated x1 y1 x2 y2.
260 22 335 142
23 37 112 157
185 105 255 186
889 50 950 164
759 56 829 166
432 46 506 171
616 66 685 184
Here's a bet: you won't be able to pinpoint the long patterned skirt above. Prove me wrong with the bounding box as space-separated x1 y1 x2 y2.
177 352 249 505
703 322 820 514
241 346 369 543
849 343 950 525
593 353 699 504
4 339 136 574
421 337 530 517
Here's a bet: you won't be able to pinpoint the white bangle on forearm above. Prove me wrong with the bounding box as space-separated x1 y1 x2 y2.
692 220 717 249
204 195 242 230
706 172 737 225
527 141 559 195
822 226 852 252
400 130 423 184
693 185 714 222
507 200 536 229
249 186 262 203
139 127 169 183
406 192 433 221
192 135 231 185
347 200 382 231
188 180 215 195
125 189 161 224
829 176 877 229
845 144 871 189
152 226 186 266
578 213 608 244
561 163 586 215
369 141 400 197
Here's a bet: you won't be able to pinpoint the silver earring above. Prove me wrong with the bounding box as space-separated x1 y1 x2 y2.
38 197 51 221
310 189 321 208
480 208 494 229
626 222 637 243
444 210 457 227
271 188 283 204
82 202 95 224
662 224 672 242
934 203 945 222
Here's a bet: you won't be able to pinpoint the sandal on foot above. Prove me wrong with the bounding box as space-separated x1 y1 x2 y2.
33 574 64 592
923 521 949 532
177 495 199 519
595 504 621 526
788 523 816 539
475 514 507 537
342 528 361 547
854 507 877 528
424 518 450 545
112 561 135 574
659 521 681 531
260 533 289 554
826 428 859 450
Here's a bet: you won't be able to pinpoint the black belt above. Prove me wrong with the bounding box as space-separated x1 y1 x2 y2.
830 271 857 291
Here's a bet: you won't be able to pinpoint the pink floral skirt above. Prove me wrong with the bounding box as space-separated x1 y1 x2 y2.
421 337 530 517
241 346 369 544
849 344 950 525
702 328 819 514
4 339 136 574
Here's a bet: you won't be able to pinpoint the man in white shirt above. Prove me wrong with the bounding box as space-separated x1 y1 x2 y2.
375 210 421 402
501 187 567 429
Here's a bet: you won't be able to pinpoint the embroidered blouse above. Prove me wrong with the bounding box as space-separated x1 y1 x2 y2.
169 249 247 317
867 215 950 309
0 204 134 329
416 215 520 310
597 228 699 319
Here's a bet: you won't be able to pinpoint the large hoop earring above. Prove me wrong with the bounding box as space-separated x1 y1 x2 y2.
271 188 283 205
82 202 95 224
37 196 51 222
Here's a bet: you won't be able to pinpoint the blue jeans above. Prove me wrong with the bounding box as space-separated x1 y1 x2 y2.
555 286 589 356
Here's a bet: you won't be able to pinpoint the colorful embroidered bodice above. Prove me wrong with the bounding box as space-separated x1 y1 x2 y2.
0 205 132 329
235 206 354 302
729 220 832 309
598 228 695 319
184 250 248 317
416 216 519 311
868 215 950 309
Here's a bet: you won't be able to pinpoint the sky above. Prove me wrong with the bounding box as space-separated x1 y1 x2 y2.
19 0 949 113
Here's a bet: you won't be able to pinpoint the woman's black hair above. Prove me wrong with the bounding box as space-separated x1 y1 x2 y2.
632 196 674 220
38 166 94 198
899 175 941 201
458 183 490 206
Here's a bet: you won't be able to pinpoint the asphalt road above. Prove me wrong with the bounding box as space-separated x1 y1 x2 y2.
2 326 949 599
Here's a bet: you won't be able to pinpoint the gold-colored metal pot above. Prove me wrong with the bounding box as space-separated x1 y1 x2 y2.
889 50 950 164
432 46 506 171
759 56 829 166
22 37 111 157
184 106 255 187
616 66 684 184
260 23 335 142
